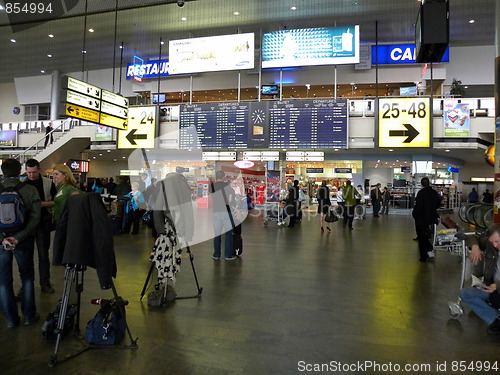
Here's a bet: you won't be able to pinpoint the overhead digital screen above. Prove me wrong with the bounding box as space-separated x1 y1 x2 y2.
268 99 348 149
262 26 359 68
180 103 250 149
169 33 255 75
179 100 349 150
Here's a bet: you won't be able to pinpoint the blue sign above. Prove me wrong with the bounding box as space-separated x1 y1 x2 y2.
306 168 324 173
335 168 352 174
126 58 170 80
447 166 459 173
401 166 411 173
372 44 449 65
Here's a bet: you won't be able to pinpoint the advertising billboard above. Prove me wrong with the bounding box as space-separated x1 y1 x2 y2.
262 26 359 68
168 33 255 74
443 102 470 137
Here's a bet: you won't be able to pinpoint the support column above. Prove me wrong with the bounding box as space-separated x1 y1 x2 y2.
50 70 61 121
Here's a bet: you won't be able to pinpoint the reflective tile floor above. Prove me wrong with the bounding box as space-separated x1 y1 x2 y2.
1 208 499 375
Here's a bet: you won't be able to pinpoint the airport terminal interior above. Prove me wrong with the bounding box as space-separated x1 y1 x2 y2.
0 0 500 374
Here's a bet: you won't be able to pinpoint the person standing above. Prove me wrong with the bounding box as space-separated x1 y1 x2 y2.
354 184 366 220
124 182 146 235
412 177 441 262
468 188 479 203
285 180 300 228
342 180 361 230
23 158 57 294
105 177 117 195
381 186 391 215
0 158 41 328
483 189 493 204
370 183 382 217
210 170 236 260
317 180 331 232
52 164 81 223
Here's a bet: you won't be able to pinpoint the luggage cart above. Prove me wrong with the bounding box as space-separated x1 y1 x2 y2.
263 202 286 227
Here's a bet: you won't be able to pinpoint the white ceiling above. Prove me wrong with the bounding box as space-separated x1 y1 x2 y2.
0 0 496 83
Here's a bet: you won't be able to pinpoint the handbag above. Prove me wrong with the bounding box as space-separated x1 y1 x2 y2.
142 210 152 222
324 207 338 223
147 284 177 307
85 299 126 346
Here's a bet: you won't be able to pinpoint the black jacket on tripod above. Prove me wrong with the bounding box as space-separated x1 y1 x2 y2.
53 193 117 289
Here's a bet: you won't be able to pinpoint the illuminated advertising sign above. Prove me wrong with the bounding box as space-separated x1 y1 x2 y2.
168 33 255 74
372 44 449 65
262 26 360 68
126 58 170 80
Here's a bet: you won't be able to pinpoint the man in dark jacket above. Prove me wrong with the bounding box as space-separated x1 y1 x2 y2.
412 177 441 262
285 180 300 228
0 158 41 328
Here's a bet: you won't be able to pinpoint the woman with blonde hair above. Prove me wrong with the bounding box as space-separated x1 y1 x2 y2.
52 164 80 222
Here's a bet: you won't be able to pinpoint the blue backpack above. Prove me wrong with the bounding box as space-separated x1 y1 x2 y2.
0 182 26 233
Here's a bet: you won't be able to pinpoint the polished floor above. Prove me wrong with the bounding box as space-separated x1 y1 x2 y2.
1 207 499 375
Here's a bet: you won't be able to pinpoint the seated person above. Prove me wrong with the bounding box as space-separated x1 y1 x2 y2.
460 224 500 334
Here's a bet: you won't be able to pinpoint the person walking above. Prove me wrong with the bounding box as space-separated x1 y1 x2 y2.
285 180 300 228
23 158 57 294
412 177 441 262
317 180 331 232
370 183 382 217
468 188 479 203
44 123 53 148
0 159 41 328
342 180 361 230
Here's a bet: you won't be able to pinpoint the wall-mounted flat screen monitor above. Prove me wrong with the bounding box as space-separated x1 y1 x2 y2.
262 26 359 68
400 86 417 96
261 85 279 95
152 94 166 104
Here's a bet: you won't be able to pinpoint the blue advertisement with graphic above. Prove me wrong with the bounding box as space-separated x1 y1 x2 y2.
443 102 470 137
262 26 359 68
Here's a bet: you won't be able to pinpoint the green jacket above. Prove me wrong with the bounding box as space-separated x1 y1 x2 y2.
0 177 41 243
343 185 361 207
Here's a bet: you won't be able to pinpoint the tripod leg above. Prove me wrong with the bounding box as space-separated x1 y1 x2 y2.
111 281 138 348
50 266 76 366
74 267 85 334
140 261 156 300
178 243 203 298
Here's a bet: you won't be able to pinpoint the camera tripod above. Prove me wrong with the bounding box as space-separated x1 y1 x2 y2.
49 264 138 367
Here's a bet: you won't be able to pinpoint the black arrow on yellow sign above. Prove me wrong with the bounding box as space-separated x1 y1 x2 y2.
389 123 419 143
126 128 147 145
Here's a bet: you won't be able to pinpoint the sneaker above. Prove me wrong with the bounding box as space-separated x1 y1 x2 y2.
427 251 435 259
225 256 237 261
24 313 40 326
488 317 500 335
7 316 20 328
211 256 220 260
41 284 55 294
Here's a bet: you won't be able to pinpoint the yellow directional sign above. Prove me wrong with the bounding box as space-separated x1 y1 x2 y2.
100 113 128 130
118 106 156 149
378 97 431 148
65 104 100 123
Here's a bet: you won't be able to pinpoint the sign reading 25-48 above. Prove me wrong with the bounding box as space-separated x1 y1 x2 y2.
378 97 431 148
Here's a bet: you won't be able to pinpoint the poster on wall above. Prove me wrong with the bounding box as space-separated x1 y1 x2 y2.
443 102 470 137
0 131 17 147
95 125 113 141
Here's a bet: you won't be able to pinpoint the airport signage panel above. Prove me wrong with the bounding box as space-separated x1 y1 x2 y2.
168 33 255 74
372 44 449 65
378 97 431 148
118 106 156 149
262 26 359 68
102 89 129 108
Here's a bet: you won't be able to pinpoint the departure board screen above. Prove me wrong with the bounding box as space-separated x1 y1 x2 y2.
268 99 348 149
179 99 349 150
179 102 249 149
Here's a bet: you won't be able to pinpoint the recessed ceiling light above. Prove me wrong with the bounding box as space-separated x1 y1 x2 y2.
233 11 240 16
291 6 297 11
469 19 475 24
160 41 164 45
40 70 45 73
88 28 94 32
10 39 16 43
47 54 52 58
181 16 187 21
82 50 87 54
388 149 393 152
445 149 450 152
48 34 54 38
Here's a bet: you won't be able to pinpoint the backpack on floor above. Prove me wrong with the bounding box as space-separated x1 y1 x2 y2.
0 182 26 232
86 298 126 346
41 300 77 340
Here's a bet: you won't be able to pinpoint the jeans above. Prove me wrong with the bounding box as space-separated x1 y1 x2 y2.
213 212 234 259
0 237 36 324
343 205 355 229
372 199 380 216
460 286 500 325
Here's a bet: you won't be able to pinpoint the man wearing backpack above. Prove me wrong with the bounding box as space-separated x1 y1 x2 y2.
0 159 41 328
24 158 57 293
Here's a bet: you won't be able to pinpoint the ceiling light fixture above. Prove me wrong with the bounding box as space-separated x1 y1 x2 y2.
48 34 54 38
291 6 297 11
469 19 475 24
88 28 94 33
233 11 240 16
47 54 52 58
40 70 45 73
181 16 187 21
10 39 16 43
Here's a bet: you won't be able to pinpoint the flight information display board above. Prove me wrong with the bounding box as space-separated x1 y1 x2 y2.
180 102 249 149
179 99 348 150
268 99 348 149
